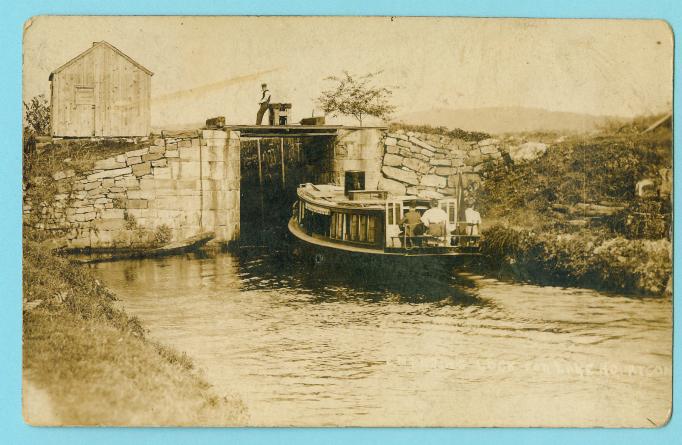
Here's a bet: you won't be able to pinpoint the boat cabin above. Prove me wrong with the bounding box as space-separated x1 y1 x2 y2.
291 182 480 256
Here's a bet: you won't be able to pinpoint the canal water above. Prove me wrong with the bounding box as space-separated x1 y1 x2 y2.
91 251 672 427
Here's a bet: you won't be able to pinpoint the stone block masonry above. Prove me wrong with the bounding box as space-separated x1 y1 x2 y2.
25 130 240 249
324 126 506 202
379 129 507 200
25 125 512 249
333 128 385 191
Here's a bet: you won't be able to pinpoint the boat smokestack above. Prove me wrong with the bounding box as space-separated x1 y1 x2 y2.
344 170 365 197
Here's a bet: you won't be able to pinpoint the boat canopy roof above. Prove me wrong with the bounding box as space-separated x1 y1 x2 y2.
297 183 452 211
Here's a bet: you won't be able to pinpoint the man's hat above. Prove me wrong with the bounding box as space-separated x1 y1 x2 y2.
261 83 267 87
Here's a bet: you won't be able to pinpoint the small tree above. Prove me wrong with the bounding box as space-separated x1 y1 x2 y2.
317 71 396 126
23 94 50 136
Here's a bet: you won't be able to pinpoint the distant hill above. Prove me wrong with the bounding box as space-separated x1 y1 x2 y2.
394 107 621 135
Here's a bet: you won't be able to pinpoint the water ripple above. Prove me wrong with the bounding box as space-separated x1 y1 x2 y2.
92 251 672 427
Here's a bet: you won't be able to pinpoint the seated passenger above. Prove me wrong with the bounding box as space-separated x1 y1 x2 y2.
464 201 481 236
399 203 424 246
421 200 448 237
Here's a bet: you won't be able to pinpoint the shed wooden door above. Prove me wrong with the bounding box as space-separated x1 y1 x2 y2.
74 87 96 136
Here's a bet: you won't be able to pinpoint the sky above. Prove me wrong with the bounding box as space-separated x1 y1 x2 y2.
23 16 673 127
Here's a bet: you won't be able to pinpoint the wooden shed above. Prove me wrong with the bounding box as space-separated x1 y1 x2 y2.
49 41 153 137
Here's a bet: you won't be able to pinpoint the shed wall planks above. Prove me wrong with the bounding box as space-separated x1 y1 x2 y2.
50 43 152 137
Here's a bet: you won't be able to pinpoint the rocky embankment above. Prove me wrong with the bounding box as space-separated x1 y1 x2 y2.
376 129 549 200
378 129 503 199
475 128 672 296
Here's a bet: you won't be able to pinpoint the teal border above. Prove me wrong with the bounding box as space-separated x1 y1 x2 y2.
2 1 678 443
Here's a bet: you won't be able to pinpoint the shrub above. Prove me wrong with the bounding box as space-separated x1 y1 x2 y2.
23 94 50 136
124 213 138 230
606 199 671 240
592 237 672 294
154 224 173 246
481 225 671 295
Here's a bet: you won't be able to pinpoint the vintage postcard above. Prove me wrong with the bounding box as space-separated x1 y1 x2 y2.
22 16 672 427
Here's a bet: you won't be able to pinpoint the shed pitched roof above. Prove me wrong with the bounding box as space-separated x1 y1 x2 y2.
49 41 154 80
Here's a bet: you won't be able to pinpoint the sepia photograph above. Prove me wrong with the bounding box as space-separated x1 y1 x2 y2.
21 16 672 427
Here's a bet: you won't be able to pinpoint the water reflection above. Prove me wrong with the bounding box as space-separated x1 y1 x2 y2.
232 250 489 307
92 251 672 427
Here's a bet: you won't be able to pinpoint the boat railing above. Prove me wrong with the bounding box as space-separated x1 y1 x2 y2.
391 234 481 250
393 222 481 250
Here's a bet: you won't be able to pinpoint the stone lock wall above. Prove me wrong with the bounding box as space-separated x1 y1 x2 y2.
25 126 511 250
304 127 507 200
331 128 385 190
377 129 506 199
25 130 240 249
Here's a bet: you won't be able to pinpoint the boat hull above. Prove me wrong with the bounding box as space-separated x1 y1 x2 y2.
288 218 479 277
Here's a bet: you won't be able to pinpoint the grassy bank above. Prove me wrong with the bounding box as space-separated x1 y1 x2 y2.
23 241 247 425
388 122 491 142
24 137 145 181
480 226 671 295
477 116 672 296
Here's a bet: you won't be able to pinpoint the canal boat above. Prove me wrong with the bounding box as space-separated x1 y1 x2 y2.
288 171 481 270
